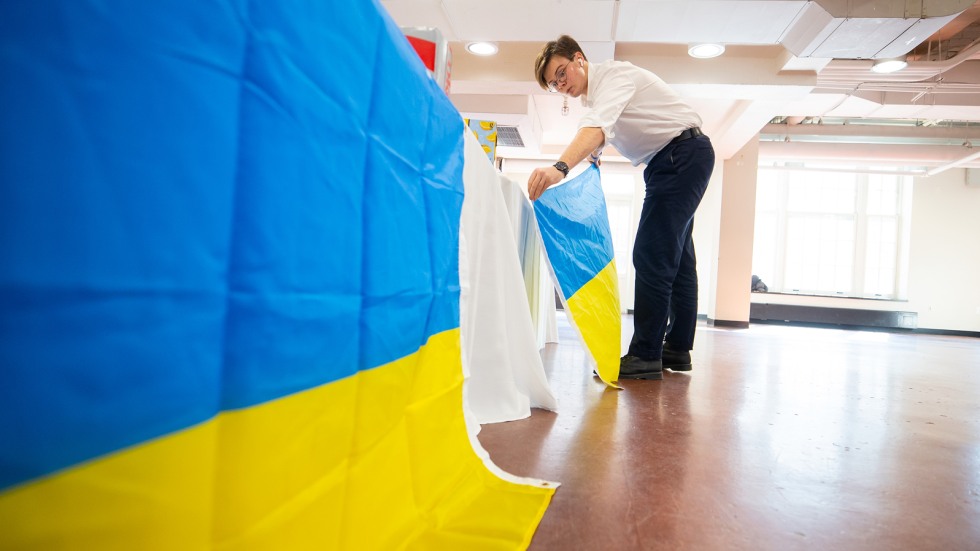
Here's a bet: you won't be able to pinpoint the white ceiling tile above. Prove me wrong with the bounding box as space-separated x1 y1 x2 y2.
380 0 459 40
616 1 807 44
441 0 617 42
578 41 617 63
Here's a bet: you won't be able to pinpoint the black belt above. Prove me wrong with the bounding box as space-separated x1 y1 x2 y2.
668 127 703 146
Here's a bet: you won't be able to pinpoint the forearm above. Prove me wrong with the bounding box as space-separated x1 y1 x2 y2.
526 126 605 201
558 127 605 168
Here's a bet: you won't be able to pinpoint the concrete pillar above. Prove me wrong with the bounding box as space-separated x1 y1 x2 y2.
708 137 759 327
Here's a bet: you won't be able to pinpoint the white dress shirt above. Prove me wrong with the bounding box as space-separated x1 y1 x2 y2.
579 60 702 166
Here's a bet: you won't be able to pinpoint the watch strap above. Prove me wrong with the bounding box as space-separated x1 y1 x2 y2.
553 161 569 177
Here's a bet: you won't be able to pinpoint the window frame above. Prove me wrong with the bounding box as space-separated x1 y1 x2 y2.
753 168 912 301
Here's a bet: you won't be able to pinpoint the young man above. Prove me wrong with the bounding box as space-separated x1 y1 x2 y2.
528 35 715 381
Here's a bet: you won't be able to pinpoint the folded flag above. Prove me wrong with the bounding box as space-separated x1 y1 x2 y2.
533 165 622 387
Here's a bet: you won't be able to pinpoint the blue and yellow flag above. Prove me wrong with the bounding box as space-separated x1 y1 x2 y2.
0 1 553 549
533 165 622 386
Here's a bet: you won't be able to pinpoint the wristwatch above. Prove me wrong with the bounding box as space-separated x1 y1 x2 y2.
553 161 569 178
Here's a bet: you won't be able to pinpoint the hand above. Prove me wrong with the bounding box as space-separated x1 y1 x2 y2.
527 166 564 201
589 150 602 167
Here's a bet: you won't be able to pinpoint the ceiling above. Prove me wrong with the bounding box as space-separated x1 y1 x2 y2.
380 0 980 173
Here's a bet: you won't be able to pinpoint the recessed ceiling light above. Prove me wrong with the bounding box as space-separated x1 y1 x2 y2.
466 42 498 56
871 58 907 73
688 43 725 59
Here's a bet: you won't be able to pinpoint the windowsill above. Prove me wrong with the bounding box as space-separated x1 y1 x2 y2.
753 291 908 303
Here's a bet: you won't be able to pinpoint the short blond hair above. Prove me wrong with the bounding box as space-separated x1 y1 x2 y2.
534 35 587 90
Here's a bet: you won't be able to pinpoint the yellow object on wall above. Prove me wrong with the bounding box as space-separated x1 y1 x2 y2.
465 118 498 164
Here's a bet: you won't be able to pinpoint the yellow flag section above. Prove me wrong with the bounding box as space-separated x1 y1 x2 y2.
0 330 554 550
533 165 623 386
0 1 553 549
566 261 623 384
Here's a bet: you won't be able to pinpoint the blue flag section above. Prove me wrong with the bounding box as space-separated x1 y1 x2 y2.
0 0 553 548
534 165 622 386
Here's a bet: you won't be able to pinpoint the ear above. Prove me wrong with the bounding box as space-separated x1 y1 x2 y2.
579 59 584 67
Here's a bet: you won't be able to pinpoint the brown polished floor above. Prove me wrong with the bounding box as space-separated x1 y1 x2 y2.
478 314 980 550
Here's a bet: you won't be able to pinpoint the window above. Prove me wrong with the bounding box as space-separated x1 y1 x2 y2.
601 172 640 312
752 168 912 300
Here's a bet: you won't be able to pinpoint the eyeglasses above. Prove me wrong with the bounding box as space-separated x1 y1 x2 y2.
546 59 573 93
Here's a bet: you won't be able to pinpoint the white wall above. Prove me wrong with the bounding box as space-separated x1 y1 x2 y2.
749 168 980 333
906 169 980 332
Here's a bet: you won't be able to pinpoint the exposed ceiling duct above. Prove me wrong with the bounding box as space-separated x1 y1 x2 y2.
782 0 975 59
759 140 977 166
817 34 980 89
758 120 980 170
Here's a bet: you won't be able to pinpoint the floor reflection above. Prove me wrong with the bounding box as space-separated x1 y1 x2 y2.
478 314 980 550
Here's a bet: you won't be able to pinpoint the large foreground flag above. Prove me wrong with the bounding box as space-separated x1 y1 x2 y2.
533 165 622 386
0 1 554 549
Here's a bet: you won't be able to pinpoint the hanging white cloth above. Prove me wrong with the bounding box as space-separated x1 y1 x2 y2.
459 130 558 425
497 175 559 350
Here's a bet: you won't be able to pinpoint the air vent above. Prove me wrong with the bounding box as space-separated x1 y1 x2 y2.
496 125 525 147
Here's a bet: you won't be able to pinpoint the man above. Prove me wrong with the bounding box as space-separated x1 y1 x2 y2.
528 35 714 381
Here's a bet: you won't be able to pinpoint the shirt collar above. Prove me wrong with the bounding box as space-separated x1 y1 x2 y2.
582 61 595 107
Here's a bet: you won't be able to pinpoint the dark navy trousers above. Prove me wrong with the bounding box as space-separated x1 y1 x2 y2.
628 134 714 360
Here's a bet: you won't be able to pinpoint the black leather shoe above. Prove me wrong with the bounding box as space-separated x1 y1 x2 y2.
662 343 692 371
619 355 663 380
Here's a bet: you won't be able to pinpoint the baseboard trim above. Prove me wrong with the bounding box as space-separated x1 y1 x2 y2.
750 303 917 330
908 328 979 338
750 319 979 338
707 318 750 329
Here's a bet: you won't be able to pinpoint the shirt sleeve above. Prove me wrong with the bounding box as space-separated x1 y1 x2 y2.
578 68 635 141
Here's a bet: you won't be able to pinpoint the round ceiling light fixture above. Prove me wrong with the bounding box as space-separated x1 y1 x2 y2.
871 58 907 74
465 41 498 56
688 43 725 59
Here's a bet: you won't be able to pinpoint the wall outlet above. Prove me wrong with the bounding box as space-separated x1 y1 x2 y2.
967 168 980 187
899 313 917 328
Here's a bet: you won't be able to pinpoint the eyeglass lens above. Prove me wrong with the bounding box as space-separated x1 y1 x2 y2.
548 61 570 93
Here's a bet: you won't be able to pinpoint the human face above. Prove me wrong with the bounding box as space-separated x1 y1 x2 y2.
546 55 588 98
546 59 573 94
